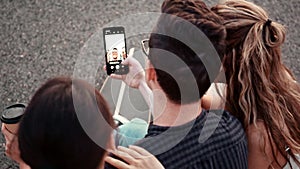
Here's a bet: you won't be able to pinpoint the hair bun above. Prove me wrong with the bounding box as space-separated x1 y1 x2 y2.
265 19 272 26
264 20 285 48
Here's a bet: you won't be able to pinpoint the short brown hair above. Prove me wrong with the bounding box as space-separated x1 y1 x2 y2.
148 0 226 104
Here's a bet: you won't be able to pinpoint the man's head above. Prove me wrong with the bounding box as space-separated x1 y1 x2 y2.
147 0 226 104
112 48 118 60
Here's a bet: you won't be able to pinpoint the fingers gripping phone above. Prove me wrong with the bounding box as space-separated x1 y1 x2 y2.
103 26 129 75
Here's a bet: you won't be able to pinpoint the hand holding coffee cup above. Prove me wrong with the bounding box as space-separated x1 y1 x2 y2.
1 125 20 160
1 103 26 164
1 103 26 135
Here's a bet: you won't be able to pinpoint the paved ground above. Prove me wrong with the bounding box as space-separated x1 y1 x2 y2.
0 0 299 168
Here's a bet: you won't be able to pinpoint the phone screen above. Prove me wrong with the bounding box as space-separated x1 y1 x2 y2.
104 27 128 75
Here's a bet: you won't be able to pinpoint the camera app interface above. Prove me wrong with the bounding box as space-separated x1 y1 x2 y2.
105 31 127 65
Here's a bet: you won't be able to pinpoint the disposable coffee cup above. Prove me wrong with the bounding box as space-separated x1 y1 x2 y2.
1 103 26 134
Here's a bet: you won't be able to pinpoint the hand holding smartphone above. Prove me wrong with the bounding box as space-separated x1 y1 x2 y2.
103 26 129 75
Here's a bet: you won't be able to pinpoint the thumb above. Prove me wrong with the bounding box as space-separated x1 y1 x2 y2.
128 48 135 57
121 57 130 65
122 48 135 65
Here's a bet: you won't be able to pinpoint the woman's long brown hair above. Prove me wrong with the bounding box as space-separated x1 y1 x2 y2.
212 0 300 168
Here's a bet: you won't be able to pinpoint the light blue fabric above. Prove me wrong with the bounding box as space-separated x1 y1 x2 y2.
114 118 148 147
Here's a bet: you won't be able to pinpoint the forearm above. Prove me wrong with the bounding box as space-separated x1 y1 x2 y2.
138 81 153 109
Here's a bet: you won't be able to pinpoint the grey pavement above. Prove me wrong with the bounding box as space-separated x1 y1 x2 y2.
0 0 299 168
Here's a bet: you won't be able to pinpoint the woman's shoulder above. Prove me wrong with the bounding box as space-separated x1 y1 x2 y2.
246 121 287 169
246 121 267 142
246 121 270 155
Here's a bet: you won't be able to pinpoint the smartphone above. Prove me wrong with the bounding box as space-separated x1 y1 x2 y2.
103 26 129 75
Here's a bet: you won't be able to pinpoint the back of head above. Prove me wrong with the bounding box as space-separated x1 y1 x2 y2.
18 77 114 169
212 0 300 167
148 0 226 104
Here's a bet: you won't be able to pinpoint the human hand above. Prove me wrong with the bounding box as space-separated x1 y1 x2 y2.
105 145 165 169
1 124 23 164
110 48 146 89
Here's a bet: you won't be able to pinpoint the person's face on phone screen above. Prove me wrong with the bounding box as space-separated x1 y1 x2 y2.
112 49 118 60
105 33 125 61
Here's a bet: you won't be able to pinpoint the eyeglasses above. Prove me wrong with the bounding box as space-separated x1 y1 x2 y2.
141 39 149 57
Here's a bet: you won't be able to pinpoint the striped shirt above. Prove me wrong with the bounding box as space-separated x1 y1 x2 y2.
135 110 248 169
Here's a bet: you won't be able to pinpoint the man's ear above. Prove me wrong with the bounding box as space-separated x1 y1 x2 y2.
146 61 157 82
